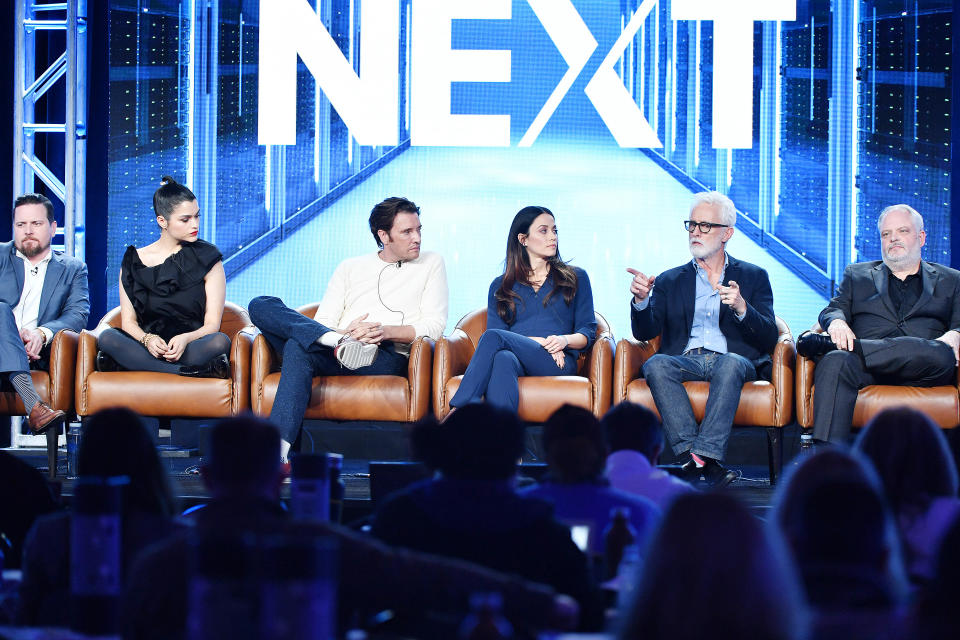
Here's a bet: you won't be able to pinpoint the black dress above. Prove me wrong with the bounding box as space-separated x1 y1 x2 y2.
98 239 231 374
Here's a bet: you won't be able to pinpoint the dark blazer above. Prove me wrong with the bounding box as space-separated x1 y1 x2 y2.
818 260 960 340
0 240 89 334
630 254 779 377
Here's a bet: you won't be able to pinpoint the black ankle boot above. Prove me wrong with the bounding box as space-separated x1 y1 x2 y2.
96 351 122 372
179 354 230 379
205 354 230 379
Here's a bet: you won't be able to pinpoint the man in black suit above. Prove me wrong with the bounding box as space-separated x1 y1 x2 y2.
627 192 778 486
799 204 959 444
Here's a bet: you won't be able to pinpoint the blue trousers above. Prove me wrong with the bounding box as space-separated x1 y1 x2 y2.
248 296 408 443
449 328 577 413
642 351 756 461
0 302 30 374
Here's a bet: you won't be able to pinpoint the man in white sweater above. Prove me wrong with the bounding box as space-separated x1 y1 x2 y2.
249 197 448 460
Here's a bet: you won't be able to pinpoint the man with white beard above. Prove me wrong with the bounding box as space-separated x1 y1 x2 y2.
626 191 778 487
797 204 960 444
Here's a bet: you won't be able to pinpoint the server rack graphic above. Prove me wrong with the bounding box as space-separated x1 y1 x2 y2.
105 0 952 330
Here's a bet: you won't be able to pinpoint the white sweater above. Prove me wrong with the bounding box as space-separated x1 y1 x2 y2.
313 250 448 356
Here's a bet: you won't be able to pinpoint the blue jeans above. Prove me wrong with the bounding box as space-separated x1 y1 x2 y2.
450 328 578 413
642 351 756 461
249 296 408 443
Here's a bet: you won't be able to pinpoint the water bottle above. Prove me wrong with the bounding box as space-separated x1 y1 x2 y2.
603 507 637 580
70 475 127 636
186 534 258 640
616 544 641 612
66 424 82 477
328 453 345 524
291 454 330 522
260 535 339 640
459 592 513 639
799 431 814 454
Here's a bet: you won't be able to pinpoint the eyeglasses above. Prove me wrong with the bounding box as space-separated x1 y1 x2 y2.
683 220 730 234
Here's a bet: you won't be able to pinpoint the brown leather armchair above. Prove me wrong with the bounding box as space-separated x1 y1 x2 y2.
433 309 615 421
75 302 253 417
0 329 79 477
796 326 960 429
250 303 434 422
613 316 796 484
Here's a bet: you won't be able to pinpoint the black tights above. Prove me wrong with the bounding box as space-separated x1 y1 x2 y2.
98 328 231 375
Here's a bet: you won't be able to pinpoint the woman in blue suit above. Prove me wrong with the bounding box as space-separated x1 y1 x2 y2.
449 206 596 413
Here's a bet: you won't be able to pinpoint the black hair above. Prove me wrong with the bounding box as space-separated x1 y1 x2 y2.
618 493 805 640
78 408 175 517
153 175 197 220
496 206 578 324
772 449 907 609
410 404 523 480
601 402 664 461
368 196 420 249
14 193 54 222
541 404 606 483
204 414 281 495
855 407 959 516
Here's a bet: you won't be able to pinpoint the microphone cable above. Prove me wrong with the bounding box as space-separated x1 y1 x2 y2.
376 260 406 327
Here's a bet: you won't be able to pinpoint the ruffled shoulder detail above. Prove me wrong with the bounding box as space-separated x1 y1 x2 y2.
121 240 222 313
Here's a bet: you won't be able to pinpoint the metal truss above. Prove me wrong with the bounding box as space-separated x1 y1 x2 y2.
10 1 87 451
13 0 87 260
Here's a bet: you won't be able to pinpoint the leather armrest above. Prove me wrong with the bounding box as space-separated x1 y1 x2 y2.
795 326 822 428
48 329 78 413
796 352 816 428
433 331 476 418
250 333 277 415
587 336 615 417
231 327 255 413
770 334 797 427
613 338 659 404
75 329 102 416
407 337 435 421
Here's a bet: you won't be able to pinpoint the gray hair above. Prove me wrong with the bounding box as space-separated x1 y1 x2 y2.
877 204 924 233
690 191 737 228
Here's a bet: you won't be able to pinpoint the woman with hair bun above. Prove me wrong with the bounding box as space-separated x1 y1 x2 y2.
97 176 230 377
448 206 596 412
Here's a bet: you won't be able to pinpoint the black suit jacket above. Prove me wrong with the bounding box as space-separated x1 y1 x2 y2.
630 254 779 378
818 260 960 339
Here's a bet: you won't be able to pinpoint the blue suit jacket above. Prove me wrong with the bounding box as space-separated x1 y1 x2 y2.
630 254 778 378
0 241 89 334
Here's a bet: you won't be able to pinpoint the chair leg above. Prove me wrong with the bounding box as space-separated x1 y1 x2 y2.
765 427 783 486
46 423 60 479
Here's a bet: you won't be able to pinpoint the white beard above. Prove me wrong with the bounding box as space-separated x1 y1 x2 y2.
882 245 922 272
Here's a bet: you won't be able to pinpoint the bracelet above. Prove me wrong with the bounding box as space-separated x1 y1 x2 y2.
562 335 569 349
140 333 156 348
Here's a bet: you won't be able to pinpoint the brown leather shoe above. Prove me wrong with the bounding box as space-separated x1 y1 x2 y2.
28 402 66 434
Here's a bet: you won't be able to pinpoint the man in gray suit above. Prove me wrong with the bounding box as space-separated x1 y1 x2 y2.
797 204 960 443
0 194 89 433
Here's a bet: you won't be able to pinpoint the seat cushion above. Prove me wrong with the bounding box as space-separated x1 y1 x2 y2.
259 373 411 422
625 379 783 426
850 384 959 428
80 372 235 417
445 375 593 423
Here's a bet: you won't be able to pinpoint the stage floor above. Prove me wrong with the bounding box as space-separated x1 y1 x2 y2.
8 450 778 525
